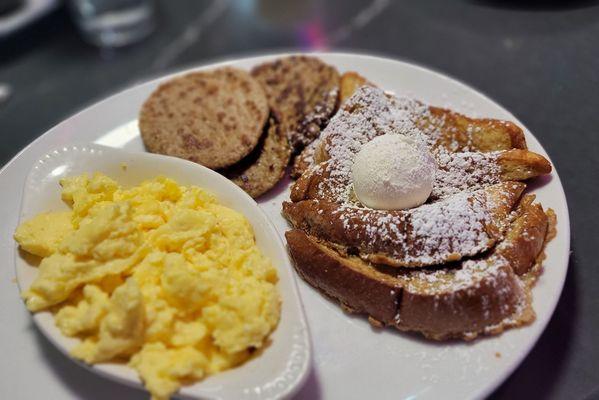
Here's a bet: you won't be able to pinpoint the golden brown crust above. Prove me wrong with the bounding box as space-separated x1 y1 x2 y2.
285 197 550 340
289 159 325 202
545 208 558 243
139 67 269 170
498 149 552 180
223 118 291 198
339 71 370 104
397 262 525 340
495 194 549 275
427 106 527 152
251 56 340 152
286 229 401 324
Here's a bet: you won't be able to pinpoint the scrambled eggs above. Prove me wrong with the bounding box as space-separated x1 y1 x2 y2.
15 173 281 400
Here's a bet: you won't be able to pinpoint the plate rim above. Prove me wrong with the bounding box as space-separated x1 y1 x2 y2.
1 51 571 400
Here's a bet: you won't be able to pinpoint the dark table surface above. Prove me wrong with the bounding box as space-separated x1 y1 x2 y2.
2 0 598 399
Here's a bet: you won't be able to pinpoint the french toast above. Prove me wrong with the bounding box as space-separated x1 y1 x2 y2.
286 195 550 340
283 84 554 340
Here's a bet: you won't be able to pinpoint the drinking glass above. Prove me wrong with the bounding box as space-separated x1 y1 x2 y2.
69 0 156 47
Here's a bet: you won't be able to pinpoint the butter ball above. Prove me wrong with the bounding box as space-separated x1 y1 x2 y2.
351 134 436 210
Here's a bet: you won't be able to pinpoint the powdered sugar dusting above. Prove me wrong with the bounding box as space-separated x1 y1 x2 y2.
409 191 490 262
431 149 502 200
401 255 510 294
325 186 498 266
321 86 435 195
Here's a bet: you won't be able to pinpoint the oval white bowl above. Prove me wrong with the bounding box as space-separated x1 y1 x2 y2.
14 144 311 400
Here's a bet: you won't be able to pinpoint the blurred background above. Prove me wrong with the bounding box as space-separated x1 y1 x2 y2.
1 1 598 399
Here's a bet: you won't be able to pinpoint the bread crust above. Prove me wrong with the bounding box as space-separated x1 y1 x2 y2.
427 106 527 151
498 149 552 180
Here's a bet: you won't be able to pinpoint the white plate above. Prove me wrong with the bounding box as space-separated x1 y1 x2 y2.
0 53 570 400
15 144 311 400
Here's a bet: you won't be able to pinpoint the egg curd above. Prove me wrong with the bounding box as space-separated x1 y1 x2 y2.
14 173 281 400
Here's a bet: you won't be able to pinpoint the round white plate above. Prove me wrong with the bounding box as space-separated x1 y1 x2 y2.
0 53 570 400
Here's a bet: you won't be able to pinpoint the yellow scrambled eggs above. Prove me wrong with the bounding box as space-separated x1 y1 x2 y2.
14 173 281 400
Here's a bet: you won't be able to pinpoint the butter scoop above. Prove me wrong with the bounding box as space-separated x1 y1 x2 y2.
352 134 437 210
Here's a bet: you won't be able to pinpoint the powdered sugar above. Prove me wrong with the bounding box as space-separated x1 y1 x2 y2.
431 149 502 200
402 256 510 294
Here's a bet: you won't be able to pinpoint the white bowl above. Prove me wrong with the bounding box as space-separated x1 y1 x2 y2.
14 144 311 400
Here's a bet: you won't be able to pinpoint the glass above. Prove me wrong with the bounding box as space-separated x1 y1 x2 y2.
68 0 156 47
